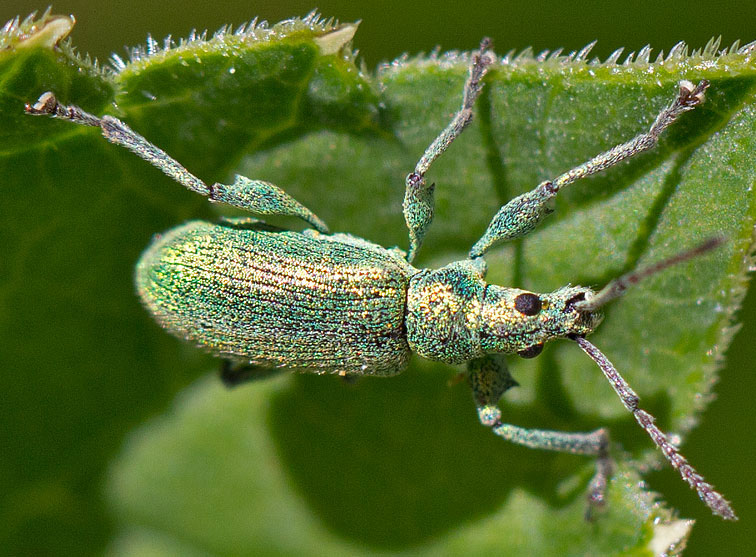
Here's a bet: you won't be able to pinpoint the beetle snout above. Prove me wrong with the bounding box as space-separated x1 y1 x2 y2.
545 286 603 337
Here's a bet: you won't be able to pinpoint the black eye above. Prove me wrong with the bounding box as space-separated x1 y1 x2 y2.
514 293 542 316
517 343 544 359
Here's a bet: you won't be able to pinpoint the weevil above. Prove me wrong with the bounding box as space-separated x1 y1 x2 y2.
26 38 736 520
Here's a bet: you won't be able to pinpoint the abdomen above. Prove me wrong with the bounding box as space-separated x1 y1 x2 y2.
135 221 413 376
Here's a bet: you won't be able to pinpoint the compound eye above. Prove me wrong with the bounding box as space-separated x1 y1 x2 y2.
514 292 542 316
517 343 544 359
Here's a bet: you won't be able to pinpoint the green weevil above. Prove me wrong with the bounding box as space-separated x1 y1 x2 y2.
26 38 736 520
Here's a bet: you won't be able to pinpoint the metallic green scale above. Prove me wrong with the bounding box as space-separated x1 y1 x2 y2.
26 38 735 519
137 221 415 376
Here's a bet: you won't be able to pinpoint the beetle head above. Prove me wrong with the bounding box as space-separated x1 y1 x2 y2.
479 284 603 358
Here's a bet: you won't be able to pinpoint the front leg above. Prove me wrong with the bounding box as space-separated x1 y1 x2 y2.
469 80 709 258
468 354 611 515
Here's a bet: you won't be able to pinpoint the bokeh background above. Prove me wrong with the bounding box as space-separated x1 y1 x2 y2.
2 1 755 554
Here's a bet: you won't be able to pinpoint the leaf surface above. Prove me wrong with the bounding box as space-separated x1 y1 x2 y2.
2 12 755 555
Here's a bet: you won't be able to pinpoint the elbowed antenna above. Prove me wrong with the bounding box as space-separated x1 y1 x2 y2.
574 336 736 520
570 236 738 520
570 235 736 518
575 236 726 312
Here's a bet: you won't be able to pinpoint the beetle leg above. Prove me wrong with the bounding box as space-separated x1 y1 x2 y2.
403 38 495 262
468 355 612 517
220 360 287 388
25 92 328 233
469 80 709 258
210 175 329 232
467 354 518 403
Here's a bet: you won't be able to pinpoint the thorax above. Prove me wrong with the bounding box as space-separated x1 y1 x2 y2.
405 261 486 364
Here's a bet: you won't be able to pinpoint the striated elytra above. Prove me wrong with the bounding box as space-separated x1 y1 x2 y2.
137 221 415 376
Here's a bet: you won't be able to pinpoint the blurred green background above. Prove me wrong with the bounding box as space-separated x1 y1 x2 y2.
2 0 755 554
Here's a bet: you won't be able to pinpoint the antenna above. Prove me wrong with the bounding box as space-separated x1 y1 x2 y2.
574 336 736 520
575 236 725 312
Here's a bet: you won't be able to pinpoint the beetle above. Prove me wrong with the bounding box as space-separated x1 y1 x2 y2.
26 38 735 520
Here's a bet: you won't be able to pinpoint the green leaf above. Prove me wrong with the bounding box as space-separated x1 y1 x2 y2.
2 11 754 555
